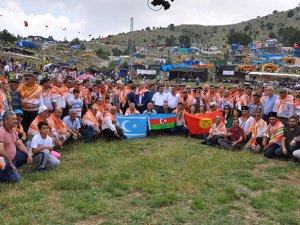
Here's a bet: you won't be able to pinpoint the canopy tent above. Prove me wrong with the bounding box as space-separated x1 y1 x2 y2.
247 72 300 81
262 63 279 72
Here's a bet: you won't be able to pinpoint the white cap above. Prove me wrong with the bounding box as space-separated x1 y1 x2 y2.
38 105 50 114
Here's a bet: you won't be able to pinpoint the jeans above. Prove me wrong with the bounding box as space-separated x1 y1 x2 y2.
33 150 60 170
0 150 28 183
170 126 188 136
256 137 282 158
82 126 97 142
203 135 222 146
218 139 243 150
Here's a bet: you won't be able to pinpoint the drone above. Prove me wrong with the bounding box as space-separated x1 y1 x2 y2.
149 0 174 11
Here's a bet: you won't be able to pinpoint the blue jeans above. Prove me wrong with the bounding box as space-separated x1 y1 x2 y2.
82 126 96 142
170 126 188 136
0 150 28 183
203 135 222 146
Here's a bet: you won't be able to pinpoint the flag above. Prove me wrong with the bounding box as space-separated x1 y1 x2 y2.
45 25 48 28
148 114 176 130
116 115 148 139
89 34 92 37
294 42 299 49
184 110 223 135
24 21 28 27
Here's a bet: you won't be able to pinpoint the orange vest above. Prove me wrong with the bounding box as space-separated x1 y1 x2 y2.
18 82 42 111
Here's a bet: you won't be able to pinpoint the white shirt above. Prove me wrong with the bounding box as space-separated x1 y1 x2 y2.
102 116 116 132
239 116 255 133
31 133 53 150
52 93 66 108
152 92 166 106
165 92 181 109
4 65 10 72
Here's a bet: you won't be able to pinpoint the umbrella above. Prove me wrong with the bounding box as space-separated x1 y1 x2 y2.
76 74 93 80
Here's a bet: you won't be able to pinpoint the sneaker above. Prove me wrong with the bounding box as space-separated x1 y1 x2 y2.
37 167 47 173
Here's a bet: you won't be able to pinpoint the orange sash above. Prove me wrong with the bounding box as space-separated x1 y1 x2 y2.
275 95 294 114
50 85 65 96
240 94 253 107
13 124 27 140
117 89 128 105
0 91 6 115
18 82 42 110
249 119 267 145
209 122 226 135
82 109 99 128
48 113 67 139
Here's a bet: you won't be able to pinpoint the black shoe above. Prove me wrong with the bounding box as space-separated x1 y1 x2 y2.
37 167 47 173
201 141 207 145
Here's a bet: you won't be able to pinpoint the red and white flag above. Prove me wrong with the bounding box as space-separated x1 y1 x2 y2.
294 42 299 49
24 21 28 27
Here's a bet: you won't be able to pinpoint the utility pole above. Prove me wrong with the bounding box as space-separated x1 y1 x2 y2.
129 17 134 72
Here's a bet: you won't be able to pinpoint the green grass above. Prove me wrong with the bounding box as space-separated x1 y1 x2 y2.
1 136 300 225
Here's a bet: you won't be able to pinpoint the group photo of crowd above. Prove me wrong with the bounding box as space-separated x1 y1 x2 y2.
0 59 300 184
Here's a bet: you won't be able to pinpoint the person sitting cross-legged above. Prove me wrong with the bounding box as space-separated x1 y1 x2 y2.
102 106 126 141
201 115 226 146
31 121 60 172
81 105 101 142
218 119 244 150
256 112 284 158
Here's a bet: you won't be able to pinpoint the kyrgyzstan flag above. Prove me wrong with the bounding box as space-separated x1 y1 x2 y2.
185 110 224 135
148 114 176 130
24 21 28 27
294 42 299 49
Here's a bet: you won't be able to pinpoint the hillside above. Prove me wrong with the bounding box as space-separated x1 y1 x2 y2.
85 6 300 51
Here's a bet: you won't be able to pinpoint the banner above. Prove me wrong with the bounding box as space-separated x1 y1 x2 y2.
148 114 176 130
185 110 223 134
116 115 148 139
136 69 157 75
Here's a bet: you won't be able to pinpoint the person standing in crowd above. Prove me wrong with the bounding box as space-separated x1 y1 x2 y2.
31 121 60 172
163 80 171 94
218 119 244 150
239 86 253 108
18 72 43 132
262 86 278 122
206 85 221 110
152 85 166 113
165 86 181 113
249 94 263 117
273 88 294 126
170 102 188 136
244 110 268 153
41 77 53 111
70 89 83 119
220 89 234 110
135 82 150 114
0 111 32 183
9 79 22 111
149 83 157 100
257 112 284 158
294 89 300 123
81 79 92 112
181 89 196 111
223 105 233 128
51 78 66 114
116 82 128 115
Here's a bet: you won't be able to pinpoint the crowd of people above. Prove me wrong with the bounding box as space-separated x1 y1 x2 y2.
0 65 300 184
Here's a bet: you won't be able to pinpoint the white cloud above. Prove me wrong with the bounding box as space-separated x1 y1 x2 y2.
0 0 299 41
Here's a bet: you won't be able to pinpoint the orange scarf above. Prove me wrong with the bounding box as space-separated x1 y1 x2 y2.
28 116 49 138
18 82 42 109
117 89 128 105
136 88 148 96
209 122 226 135
13 124 27 140
264 121 284 145
50 85 65 96
82 109 99 128
294 99 300 107
240 94 253 107
249 119 267 145
275 95 294 114
48 113 67 139
103 112 117 125
0 90 6 115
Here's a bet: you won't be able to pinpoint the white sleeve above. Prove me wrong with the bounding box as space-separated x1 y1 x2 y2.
38 94 44 107
31 135 39 148
107 117 116 131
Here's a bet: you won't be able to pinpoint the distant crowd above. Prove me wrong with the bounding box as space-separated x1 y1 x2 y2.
0 58 300 184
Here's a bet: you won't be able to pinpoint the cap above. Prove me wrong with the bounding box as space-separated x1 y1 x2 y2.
210 102 217 107
14 109 23 115
38 105 50 114
182 89 188 93
268 111 277 118
241 106 249 111
279 88 288 93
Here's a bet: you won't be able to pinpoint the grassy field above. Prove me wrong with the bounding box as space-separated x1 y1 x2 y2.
0 136 300 225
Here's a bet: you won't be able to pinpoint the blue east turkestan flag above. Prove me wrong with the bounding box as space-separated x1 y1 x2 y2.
116 115 148 139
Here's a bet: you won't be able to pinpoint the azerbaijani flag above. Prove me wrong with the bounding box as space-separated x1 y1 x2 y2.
148 114 176 130
185 110 223 134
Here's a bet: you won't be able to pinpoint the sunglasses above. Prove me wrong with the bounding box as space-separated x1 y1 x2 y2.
254 115 260 117
224 108 230 110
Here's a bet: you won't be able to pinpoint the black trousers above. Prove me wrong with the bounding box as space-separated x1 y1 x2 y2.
22 111 38 133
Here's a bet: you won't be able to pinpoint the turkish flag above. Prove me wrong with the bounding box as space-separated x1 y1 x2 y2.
294 42 299 49
184 110 224 135
24 21 28 27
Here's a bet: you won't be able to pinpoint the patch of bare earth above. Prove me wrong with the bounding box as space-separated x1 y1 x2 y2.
75 216 104 225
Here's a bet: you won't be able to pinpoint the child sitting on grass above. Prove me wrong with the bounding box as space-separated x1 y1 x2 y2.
31 121 60 172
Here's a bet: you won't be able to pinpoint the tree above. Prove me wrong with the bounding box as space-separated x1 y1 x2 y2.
287 10 294 18
269 32 276 39
145 27 151 31
278 27 300 46
266 22 273 31
165 35 177 47
273 10 279 14
95 48 110 60
69 37 81 46
111 48 122 56
168 24 175 31
0 29 17 43
227 31 252 45
178 34 191 48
